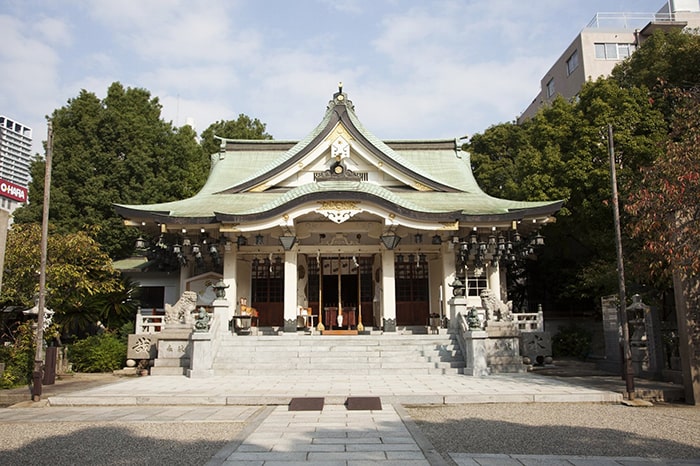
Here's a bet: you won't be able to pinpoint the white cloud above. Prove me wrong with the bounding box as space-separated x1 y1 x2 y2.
33 16 72 46
0 0 666 154
83 0 260 65
0 14 64 148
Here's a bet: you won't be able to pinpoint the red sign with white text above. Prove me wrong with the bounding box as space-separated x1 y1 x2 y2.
0 179 27 202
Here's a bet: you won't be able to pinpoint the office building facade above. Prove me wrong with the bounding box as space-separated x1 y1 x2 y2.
520 0 700 122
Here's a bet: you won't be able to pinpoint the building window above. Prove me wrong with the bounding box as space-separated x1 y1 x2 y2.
546 78 555 98
618 43 635 59
466 271 488 297
138 286 165 309
566 50 579 75
594 42 637 60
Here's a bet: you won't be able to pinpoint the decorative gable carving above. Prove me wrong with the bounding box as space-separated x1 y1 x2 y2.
331 136 350 159
316 201 363 224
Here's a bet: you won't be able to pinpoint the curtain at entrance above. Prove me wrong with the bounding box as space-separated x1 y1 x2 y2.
307 256 373 328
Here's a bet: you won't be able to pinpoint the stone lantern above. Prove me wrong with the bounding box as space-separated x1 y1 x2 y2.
212 279 229 299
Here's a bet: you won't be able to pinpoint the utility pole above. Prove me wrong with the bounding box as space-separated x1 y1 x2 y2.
608 123 636 401
32 121 53 402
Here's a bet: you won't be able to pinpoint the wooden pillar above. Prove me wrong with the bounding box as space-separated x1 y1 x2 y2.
0 209 8 295
381 250 396 331
488 261 501 301
441 243 456 324
222 246 237 322
283 250 298 332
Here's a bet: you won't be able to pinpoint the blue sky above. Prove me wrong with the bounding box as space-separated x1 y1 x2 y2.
1 0 667 154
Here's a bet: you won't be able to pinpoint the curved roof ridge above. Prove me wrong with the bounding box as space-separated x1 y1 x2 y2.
342 106 465 192
212 104 338 193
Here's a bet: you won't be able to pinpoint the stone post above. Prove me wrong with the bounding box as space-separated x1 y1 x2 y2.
448 296 469 330
463 329 489 376
187 332 213 377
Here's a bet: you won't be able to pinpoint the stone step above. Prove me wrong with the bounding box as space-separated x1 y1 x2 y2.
211 332 465 376
215 346 461 357
215 343 462 355
488 364 528 374
150 366 187 375
221 337 461 346
210 364 465 375
212 356 464 368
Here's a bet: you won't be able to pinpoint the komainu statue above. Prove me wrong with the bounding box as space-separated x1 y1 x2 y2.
164 291 198 325
480 289 513 322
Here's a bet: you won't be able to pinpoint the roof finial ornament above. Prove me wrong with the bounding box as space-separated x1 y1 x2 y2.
338 81 343 94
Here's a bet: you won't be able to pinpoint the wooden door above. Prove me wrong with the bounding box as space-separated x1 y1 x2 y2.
395 255 429 326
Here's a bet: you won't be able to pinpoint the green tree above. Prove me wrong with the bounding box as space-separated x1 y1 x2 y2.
612 30 700 98
626 87 700 285
199 115 273 156
468 77 666 312
468 123 526 200
13 83 210 259
0 223 121 334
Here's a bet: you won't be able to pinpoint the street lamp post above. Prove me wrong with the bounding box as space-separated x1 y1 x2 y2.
32 121 53 401
608 123 636 400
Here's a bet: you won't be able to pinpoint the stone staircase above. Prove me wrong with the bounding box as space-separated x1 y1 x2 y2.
211 331 465 376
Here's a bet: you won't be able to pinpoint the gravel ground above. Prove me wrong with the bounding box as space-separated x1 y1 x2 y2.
0 422 244 465
406 402 700 460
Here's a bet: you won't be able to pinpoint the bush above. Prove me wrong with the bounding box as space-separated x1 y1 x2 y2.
552 324 592 360
0 321 35 389
68 332 126 373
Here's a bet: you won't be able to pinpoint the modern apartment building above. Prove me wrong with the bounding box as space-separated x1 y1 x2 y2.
519 0 700 122
0 115 32 214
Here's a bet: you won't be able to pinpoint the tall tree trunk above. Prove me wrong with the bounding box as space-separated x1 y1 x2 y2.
673 269 700 405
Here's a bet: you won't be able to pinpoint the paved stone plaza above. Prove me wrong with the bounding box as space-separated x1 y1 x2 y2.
0 371 698 465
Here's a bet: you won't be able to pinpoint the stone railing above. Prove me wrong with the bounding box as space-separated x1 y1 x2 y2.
135 309 164 334
514 310 544 332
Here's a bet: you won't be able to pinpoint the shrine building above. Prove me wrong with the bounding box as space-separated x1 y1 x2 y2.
115 86 563 334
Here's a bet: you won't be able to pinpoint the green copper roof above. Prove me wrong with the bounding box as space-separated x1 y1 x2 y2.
115 90 563 225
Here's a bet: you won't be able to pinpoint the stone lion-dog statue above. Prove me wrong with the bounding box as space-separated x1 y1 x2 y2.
164 291 198 325
480 289 513 322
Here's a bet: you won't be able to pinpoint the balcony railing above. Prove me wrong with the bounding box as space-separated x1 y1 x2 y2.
586 12 676 30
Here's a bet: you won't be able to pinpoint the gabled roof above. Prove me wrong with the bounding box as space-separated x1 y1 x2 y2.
115 88 563 227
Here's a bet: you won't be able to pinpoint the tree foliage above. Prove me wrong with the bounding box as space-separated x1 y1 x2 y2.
0 223 121 334
13 83 274 260
0 321 35 388
612 30 700 94
12 83 210 259
626 87 700 283
467 32 691 311
199 115 272 156
468 80 666 311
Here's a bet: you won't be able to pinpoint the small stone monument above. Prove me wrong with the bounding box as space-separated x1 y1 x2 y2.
193 307 211 332
467 306 481 329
